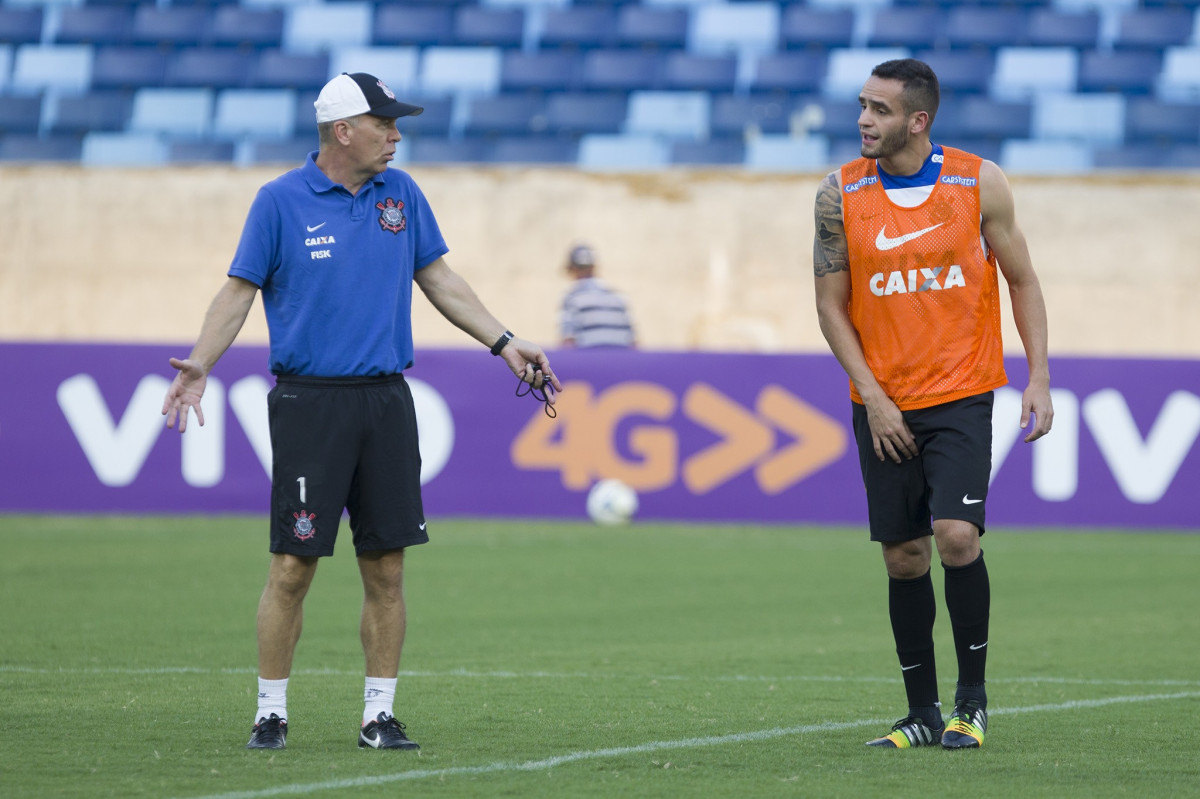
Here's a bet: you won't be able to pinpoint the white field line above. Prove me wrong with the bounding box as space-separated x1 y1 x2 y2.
2 664 1199 689
179 691 1200 799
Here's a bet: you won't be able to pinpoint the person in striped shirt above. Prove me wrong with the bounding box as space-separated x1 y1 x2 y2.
559 244 636 348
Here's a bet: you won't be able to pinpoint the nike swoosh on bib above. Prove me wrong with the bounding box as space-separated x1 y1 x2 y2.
875 223 943 251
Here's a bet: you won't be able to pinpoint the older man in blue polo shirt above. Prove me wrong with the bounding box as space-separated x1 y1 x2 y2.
162 72 561 752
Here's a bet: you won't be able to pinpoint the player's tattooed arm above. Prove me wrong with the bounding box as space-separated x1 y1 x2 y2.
813 172 848 277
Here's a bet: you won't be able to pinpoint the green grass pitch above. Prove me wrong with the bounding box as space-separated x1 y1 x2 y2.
1 515 1198 798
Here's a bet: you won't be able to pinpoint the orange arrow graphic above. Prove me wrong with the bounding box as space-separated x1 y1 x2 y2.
682 383 774 494
755 386 847 494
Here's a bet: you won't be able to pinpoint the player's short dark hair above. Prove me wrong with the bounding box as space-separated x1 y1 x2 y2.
871 59 940 127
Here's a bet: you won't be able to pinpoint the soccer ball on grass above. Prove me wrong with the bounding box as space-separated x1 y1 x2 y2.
586 479 639 526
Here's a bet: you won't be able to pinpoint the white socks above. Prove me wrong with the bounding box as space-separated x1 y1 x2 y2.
255 675 398 726
363 676 397 726
255 677 288 724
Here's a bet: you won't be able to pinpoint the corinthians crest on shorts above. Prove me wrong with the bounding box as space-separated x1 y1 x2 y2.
376 198 406 233
292 510 317 541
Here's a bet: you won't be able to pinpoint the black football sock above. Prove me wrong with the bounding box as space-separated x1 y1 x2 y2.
889 570 940 714
944 551 990 706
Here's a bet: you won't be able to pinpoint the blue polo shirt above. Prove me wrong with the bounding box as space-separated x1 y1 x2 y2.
229 153 449 376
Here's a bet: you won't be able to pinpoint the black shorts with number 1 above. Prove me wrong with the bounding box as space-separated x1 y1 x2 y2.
267 374 428 557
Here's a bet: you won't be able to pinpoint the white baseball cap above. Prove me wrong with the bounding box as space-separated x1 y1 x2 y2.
314 72 424 124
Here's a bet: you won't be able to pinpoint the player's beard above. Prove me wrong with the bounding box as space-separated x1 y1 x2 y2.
861 124 910 160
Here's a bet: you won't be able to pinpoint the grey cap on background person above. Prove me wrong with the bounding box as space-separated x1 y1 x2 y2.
314 73 424 123
567 245 595 270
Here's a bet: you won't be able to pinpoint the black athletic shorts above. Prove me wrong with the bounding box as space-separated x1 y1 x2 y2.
852 391 994 543
267 374 428 557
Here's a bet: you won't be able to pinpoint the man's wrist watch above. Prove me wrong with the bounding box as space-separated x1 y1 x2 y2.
490 330 514 356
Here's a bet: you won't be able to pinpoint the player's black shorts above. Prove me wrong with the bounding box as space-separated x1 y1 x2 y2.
267 374 428 557
852 391 994 543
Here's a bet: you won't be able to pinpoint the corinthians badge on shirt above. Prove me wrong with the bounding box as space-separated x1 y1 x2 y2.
292 510 317 541
376 198 407 233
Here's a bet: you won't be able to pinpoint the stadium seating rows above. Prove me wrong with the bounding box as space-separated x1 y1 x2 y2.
0 0 1197 171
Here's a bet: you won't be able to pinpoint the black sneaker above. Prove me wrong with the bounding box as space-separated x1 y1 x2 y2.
942 700 987 749
866 714 945 748
358 712 419 750
246 713 287 749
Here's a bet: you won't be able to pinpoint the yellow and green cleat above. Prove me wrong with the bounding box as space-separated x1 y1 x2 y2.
866 715 945 748
941 700 987 749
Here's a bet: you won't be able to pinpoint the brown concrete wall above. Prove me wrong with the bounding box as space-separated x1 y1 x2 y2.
2 165 1197 357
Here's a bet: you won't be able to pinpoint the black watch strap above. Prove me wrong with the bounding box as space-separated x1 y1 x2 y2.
490 330 514 356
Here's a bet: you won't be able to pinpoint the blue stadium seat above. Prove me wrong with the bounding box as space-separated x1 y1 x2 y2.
284 3 371 54
992 47 1077 100
47 91 133 135
1033 93 1125 145
540 6 618 50
464 94 548 137
745 135 830 172
169 140 236 164
0 134 82 163
167 49 252 89
408 137 489 164
130 87 213 138
92 47 169 91
454 6 524 48
213 89 296 140
793 97 861 140
779 6 854 49
252 51 330 92
131 7 209 49
1163 145 1200 169
1078 51 1162 94
11 45 92 94
489 136 577 165
944 7 1029 50
500 50 583 93
955 96 1033 140
578 134 669 170
81 133 167 167
616 6 687 50
292 91 318 135
1158 47 1200 102
54 6 132 46
625 91 709 139
329 47 419 94
671 138 745 167
1094 144 1171 170
396 97 453 136
0 7 44 46
544 93 627 135
251 138 316 165
867 7 944 50
914 51 993 95
710 94 793 137
0 96 42 135
691 2 780 56
373 6 455 47
823 49 910 99
208 7 285 50
1000 140 1093 174
419 47 501 96
1113 8 1194 50
663 54 738 93
1125 99 1200 144
750 51 826 94
1027 10 1101 49
581 50 664 93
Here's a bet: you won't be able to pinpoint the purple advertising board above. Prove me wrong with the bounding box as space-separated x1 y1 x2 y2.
1 342 1197 529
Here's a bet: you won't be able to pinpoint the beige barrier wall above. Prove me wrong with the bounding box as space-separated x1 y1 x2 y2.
2 165 1198 357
